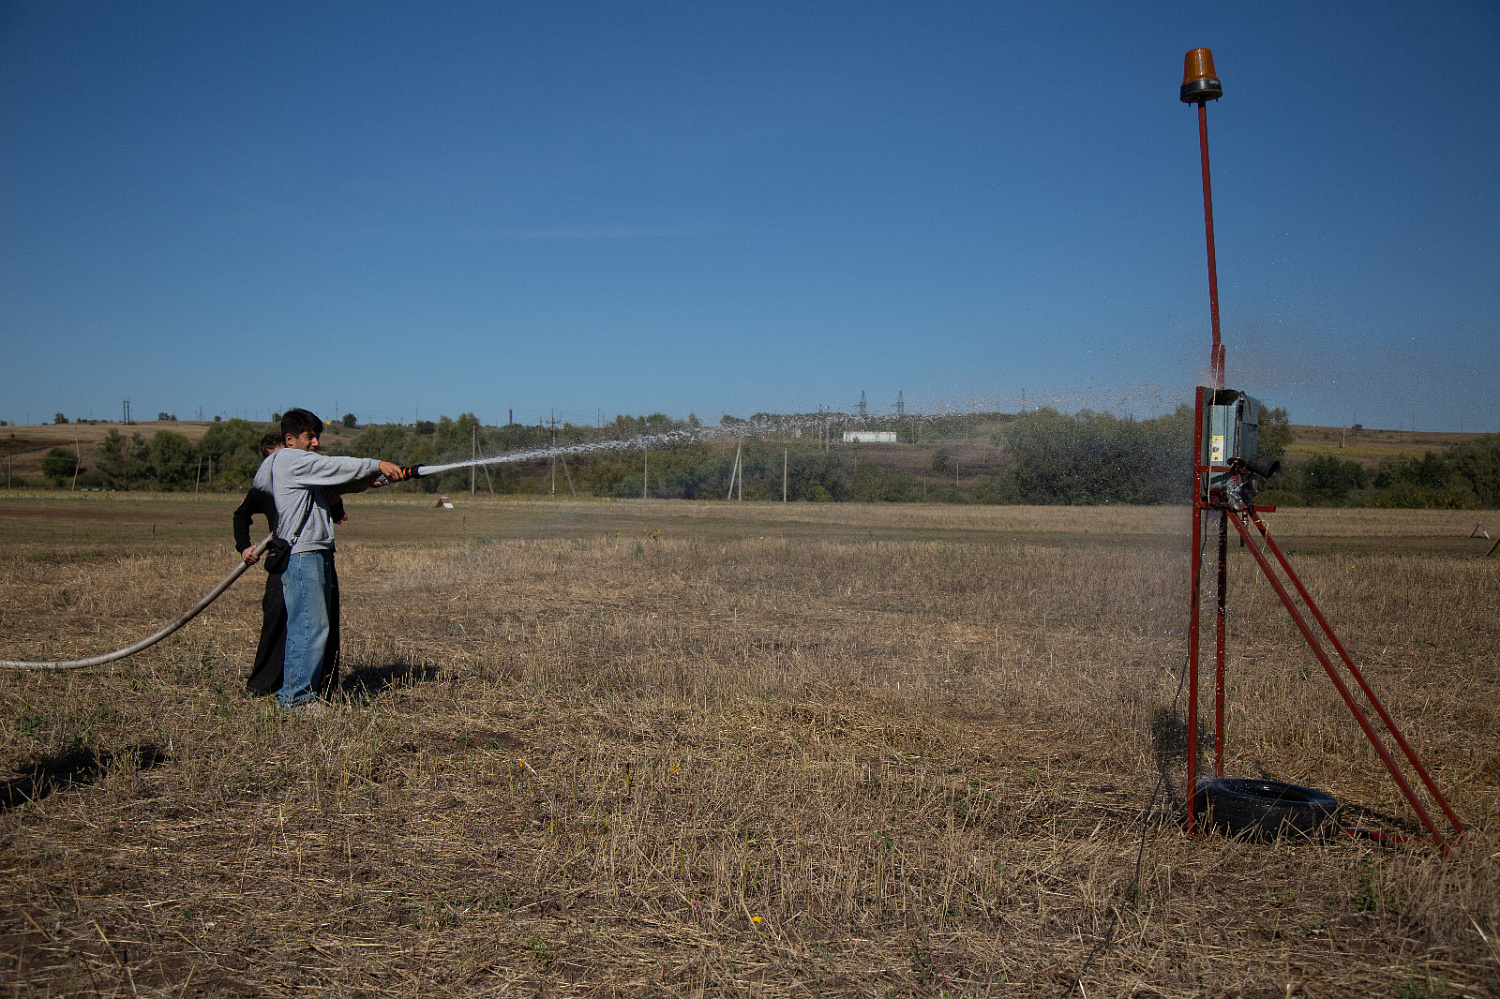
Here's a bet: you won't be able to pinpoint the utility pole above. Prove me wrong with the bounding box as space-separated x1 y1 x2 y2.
643 441 648 500
550 410 557 498
471 421 477 495
783 448 788 502
726 444 742 501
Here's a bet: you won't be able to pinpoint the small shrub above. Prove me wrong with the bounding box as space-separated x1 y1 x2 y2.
40 447 79 485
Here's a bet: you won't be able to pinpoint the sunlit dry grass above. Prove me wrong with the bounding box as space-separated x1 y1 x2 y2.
0 497 1496 996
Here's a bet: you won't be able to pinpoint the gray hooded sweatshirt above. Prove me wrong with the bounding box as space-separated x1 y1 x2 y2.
252 449 382 554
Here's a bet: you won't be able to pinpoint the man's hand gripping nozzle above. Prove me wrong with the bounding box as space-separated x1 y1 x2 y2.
374 466 422 487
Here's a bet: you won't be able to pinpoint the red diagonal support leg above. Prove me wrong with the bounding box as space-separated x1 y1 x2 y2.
1225 509 1452 849
1247 509 1464 841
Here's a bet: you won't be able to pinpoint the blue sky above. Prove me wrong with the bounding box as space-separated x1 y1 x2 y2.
2 2 1496 432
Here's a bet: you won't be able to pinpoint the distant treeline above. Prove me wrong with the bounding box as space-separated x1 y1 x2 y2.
1259 442 1500 509
25 408 1500 508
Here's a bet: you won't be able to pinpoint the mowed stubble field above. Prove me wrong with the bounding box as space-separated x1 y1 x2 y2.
0 493 1497 997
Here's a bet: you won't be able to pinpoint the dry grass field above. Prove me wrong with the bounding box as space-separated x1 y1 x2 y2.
0 493 1497 997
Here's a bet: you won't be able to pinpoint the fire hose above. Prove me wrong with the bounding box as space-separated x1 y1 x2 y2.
0 534 274 671
0 464 425 671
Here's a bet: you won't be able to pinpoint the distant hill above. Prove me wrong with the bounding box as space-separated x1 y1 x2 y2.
1286 425 1490 471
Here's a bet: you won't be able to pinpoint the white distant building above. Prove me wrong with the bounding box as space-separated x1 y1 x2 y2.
842 431 897 443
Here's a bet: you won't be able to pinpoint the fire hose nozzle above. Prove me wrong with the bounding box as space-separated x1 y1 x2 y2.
374 466 421 487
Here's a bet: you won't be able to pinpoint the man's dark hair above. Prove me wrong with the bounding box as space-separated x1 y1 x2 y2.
281 408 324 441
257 431 285 458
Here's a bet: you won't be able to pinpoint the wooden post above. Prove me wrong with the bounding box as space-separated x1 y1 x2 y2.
194 456 202 493
560 454 577 497
643 441 648 499
71 429 81 491
728 443 746 500
783 448 788 502
551 411 556 498
471 422 477 495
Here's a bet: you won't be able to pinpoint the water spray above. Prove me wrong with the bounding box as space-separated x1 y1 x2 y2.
1176 49 1462 850
413 429 698 478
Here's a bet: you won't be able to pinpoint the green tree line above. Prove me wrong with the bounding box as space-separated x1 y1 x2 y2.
1261 436 1500 509
27 407 1500 508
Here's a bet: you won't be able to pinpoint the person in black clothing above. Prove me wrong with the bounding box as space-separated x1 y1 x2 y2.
233 432 345 697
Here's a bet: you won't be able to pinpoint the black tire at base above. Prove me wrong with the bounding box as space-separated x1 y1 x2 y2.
1193 778 1339 840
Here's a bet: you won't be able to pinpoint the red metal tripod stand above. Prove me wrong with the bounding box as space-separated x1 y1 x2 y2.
1178 48 1461 850
1184 385 1465 850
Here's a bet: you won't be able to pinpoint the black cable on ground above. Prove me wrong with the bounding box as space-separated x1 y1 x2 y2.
1061 651 1192 998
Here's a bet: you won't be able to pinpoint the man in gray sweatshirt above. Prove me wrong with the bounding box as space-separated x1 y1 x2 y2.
253 408 404 710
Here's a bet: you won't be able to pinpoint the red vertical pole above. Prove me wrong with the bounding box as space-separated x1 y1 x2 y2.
1199 102 1225 390
1186 388 1206 831
1214 510 1227 776
1183 50 1223 832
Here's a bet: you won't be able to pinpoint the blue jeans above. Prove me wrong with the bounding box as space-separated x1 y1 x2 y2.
280 550 333 707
